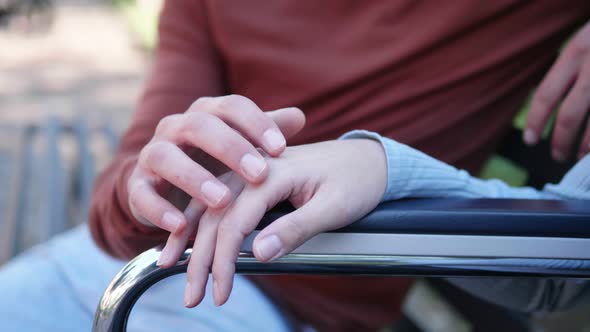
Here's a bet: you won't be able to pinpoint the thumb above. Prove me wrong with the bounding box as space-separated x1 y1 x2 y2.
252 191 343 262
265 107 306 140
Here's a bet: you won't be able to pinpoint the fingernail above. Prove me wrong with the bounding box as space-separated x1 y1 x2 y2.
184 282 193 307
523 129 538 146
157 248 169 267
240 153 267 179
255 235 282 261
162 212 183 233
552 149 566 162
213 280 221 306
201 180 228 206
263 128 286 152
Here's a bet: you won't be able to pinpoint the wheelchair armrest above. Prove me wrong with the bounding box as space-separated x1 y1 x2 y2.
93 198 590 332
262 198 590 237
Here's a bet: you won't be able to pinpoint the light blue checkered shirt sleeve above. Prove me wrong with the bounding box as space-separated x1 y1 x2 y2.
340 130 590 202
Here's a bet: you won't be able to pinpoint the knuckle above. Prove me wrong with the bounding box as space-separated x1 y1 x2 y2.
143 141 173 166
128 183 147 211
218 219 250 240
155 114 182 136
567 40 589 60
217 94 251 114
188 96 215 112
182 111 211 136
127 179 144 199
282 218 307 246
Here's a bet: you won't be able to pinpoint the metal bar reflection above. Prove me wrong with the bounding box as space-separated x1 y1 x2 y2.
92 247 590 332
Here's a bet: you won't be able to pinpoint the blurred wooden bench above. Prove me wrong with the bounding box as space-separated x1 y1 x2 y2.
0 116 117 264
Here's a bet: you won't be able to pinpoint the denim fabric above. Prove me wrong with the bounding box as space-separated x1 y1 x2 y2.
0 224 289 332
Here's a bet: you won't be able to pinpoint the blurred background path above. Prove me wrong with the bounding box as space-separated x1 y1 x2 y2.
0 0 158 260
0 0 155 129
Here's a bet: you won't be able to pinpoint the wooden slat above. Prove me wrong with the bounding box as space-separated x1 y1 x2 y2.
0 117 120 262
0 126 27 264
73 117 94 224
45 116 67 237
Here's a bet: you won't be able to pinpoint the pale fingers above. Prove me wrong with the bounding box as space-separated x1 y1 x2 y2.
551 59 590 161
184 172 245 308
128 177 186 233
154 111 269 183
157 198 206 268
526 42 583 146
142 141 230 208
190 95 288 156
253 189 344 262
211 181 289 306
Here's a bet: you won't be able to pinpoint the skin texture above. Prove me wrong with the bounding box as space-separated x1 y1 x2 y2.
126 94 305 235
525 21 590 161
157 139 387 307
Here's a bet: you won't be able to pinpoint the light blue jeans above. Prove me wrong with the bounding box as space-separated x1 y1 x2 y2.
0 224 290 332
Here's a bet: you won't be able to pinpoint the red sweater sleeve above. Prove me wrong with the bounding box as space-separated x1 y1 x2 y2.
89 0 225 259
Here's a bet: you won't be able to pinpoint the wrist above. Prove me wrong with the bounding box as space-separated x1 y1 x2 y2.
357 138 388 199
338 131 389 201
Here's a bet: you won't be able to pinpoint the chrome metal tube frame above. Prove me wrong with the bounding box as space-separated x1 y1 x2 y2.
93 247 590 332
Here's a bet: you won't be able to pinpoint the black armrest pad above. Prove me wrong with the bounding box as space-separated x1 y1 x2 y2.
259 199 590 238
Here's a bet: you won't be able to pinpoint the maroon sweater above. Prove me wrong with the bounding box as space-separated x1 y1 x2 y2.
89 1 590 330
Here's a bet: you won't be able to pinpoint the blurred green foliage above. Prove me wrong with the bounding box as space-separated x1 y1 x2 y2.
479 98 531 186
112 0 159 50
479 93 557 186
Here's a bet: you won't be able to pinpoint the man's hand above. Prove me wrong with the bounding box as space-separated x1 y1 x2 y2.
127 95 305 234
525 21 590 161
169 139 387 307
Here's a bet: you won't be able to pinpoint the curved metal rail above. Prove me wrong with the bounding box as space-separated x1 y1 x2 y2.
92 247 590 332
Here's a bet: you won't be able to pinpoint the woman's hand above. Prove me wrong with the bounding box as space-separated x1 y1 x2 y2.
171 139 388 307
525 21 590 161
126 94 305 234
